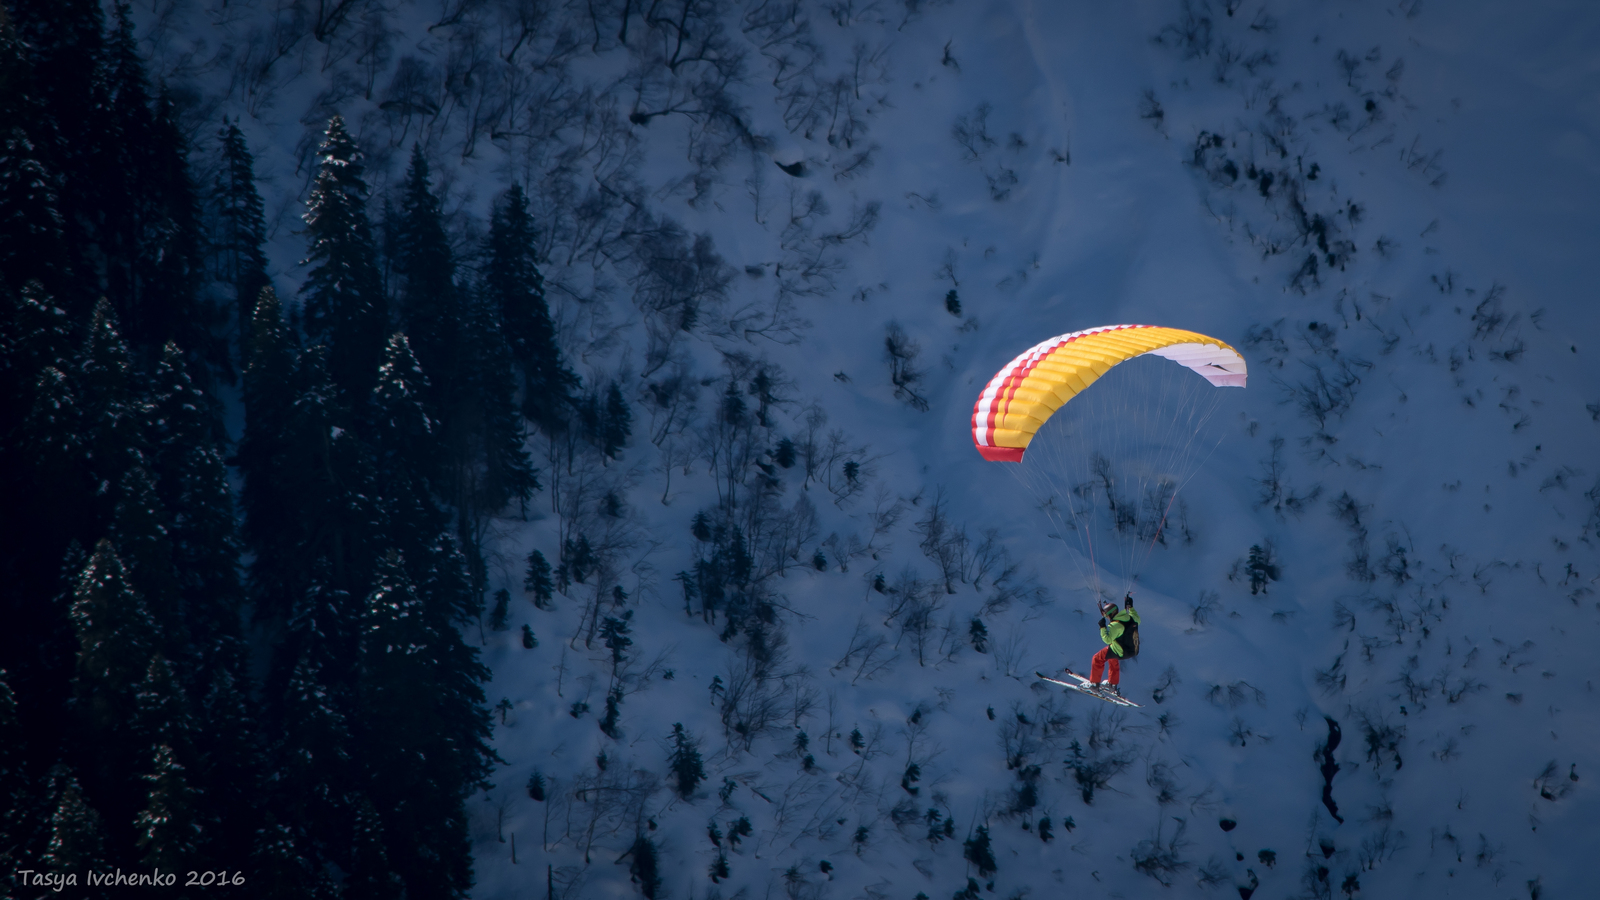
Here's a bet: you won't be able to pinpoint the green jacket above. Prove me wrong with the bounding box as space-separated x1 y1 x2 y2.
1100 608 1141 658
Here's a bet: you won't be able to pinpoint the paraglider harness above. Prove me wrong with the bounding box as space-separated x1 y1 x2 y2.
1109 594 1139 658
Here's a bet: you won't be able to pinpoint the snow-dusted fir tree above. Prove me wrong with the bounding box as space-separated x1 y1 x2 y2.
147 342 248 679
0 672 42 876
237 286 302 624
460 287 538 518
73 299 147 524
67 540 162 831
133 742 202 873
396 145 463 412
41 767 108 875
0 127 68 299
485 182 574 434
359 549 495 899
300 114 386 407
668 722 707 799
214 121 269 359
108 464 182 642
68 545 159 709
5 0 110 319
100 4 210 363
395 149 535 563
268 646 357 889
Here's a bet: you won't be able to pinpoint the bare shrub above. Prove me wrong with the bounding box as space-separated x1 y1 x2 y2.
884 322 928 411
1352 707 1404 771
1131 817 1191 886
914 487 969 593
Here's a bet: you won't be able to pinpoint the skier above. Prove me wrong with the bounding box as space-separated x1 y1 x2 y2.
1090 594 1140 697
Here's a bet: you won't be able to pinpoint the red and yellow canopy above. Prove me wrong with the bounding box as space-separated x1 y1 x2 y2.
972 324 1247 462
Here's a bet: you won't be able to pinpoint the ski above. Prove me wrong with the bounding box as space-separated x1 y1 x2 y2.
1036 670 1142 707
1062 667 1143 707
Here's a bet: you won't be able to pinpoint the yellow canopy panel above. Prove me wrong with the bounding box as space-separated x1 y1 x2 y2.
971 324 1246 462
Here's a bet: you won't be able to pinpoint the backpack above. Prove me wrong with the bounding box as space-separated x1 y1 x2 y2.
1118 614 1140 658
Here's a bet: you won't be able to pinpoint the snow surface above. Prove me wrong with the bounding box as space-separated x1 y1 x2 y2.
142 1 1600 897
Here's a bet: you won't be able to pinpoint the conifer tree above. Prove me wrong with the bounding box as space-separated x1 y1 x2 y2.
76 295 140 411
485 183 575 432
524 549 555 609
301 115 386 407
109 464 182 644
0 7 258 876
248 813 334 898
260 344 382 614
0 672 21 794
4 362 88 747
148 340 221 471
0 6 33 129
367 334 482 620
397 151 540 521
2 286 80 616
192 666 265 868
0 671 42 878
1247 543 1280 595
0 281 73 416
603 380 633 458
0 128 68 297
215 121 269 358
240 287 296 439
268 645 357 876
68 540 162 837
21 7 214 364
6 0 110 315
370 334 453 580
600 612 633 673
148 343 247 677
358 551 496 899
577 380 634 460
100 1 156 341
251 342 375 868
238 287 302 621
371 333 439 479
488 588 511 631
628 833 663 899
16 366 81 513
462 288 538 514
393 153 537 616
103 5 151 125
142 87 215 369
69 540 160 739
359 554 440 688
4 0 106 145
74 299 147 529
963 824 997 878
396 145 461 406
131 654 196 766
134 743 203 872
669 723 707 799
347 793 403 900
41 767 108 875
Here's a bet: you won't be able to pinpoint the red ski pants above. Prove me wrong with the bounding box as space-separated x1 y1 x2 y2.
1090 647 1120 685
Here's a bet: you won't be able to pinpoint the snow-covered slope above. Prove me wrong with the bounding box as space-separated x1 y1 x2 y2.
143 1 1600 897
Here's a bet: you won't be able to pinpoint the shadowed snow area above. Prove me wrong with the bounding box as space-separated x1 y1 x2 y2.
136 0 1600 896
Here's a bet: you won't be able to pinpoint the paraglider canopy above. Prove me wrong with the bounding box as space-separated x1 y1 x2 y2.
971 325 1246 462
972 323 1248 600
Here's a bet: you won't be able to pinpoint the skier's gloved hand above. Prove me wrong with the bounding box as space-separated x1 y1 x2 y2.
1097 617 1107 628
1124 592 1134 607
